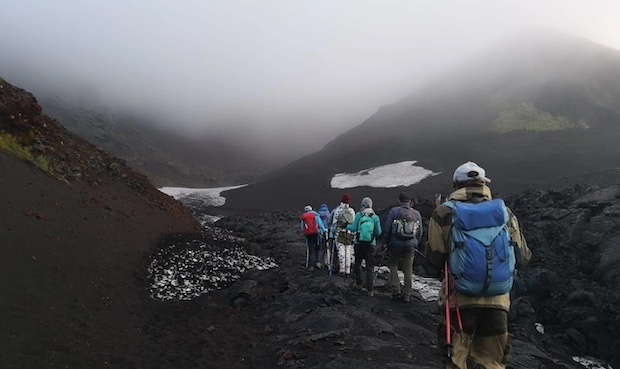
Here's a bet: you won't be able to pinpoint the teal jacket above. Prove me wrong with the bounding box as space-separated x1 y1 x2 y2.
346 209 382 246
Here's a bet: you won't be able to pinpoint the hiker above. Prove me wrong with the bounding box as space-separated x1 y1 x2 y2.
318 204 330 228
331 194 356 276
427 161 531 369
318 204 331 267
382 192 422 302
300 205 326 271
326 203 341 274
346 197 382 296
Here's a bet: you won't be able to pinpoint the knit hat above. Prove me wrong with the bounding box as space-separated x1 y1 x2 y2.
453 161 491 184
341 194 351 204
304 205 312 212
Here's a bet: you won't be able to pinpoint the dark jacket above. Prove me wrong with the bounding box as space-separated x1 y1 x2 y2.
383 202 422 248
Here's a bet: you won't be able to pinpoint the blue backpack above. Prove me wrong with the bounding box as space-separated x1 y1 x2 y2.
443 199 516 296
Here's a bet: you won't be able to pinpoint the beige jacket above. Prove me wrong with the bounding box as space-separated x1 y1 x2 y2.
427 184 531 312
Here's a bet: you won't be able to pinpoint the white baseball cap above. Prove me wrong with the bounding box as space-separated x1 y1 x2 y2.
453 161 491 183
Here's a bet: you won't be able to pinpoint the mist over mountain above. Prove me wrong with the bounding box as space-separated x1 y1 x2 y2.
224 31 620 210
25 92 294 187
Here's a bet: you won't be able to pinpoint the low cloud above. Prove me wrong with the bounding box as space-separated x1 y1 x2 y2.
1 1 619 159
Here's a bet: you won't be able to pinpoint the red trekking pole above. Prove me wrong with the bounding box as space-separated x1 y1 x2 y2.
444 260 453 358
444 261 464 360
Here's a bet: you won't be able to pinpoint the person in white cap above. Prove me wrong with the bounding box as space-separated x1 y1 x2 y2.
426 161 531 369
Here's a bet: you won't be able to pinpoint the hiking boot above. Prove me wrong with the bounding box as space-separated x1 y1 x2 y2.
353 283 363 290
367 291 374 297
402 295 411 303
392 292 402 300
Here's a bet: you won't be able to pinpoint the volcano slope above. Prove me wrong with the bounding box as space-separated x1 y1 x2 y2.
222 31 620 212
0 78 203 368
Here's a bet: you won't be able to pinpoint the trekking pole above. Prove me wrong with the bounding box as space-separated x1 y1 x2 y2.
305 238 309 268
324 231 329 268
449 272 464 339
444 260 453 359
373 247 388 282
329 238 336 276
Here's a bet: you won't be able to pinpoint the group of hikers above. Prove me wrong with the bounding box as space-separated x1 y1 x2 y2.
300 161 532 369
301 191 421 300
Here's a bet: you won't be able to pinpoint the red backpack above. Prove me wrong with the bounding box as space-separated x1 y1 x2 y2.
301 212 319 236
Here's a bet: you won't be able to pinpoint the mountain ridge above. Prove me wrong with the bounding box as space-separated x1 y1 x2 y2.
34 94 279 187
222 30 620 211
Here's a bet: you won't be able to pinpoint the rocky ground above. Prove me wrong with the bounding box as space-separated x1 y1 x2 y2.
207 207 598 369
504 185 620 366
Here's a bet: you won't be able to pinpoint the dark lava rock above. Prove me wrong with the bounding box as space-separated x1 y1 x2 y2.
505 184 620 367
213 207 591 368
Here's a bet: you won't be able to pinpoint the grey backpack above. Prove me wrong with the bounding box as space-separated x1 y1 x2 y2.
392 208 419 240
337 207 355 227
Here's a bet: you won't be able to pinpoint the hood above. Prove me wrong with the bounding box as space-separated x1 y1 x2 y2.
360 197 373 210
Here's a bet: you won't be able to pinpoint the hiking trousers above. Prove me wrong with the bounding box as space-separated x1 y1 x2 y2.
438 308 510 369
304 234 321 268
388 247 414 297
353 243 376 291
336 241 354 274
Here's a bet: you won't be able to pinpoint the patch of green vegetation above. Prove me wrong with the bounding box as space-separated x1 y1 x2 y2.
489 102 590 133
0 132 55 176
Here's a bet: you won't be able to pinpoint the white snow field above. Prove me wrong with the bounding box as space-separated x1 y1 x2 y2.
331 161 440 189
160 184 247 207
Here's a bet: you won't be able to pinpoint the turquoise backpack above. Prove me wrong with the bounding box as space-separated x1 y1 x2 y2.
356 213 375 243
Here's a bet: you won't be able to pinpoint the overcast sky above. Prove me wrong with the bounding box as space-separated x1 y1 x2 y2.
1 1 619 156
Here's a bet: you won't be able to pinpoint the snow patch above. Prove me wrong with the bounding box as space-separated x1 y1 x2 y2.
330 161 440 189
159 184 247 207
148 225 277 301
572 356 614 369
375 266 442 302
